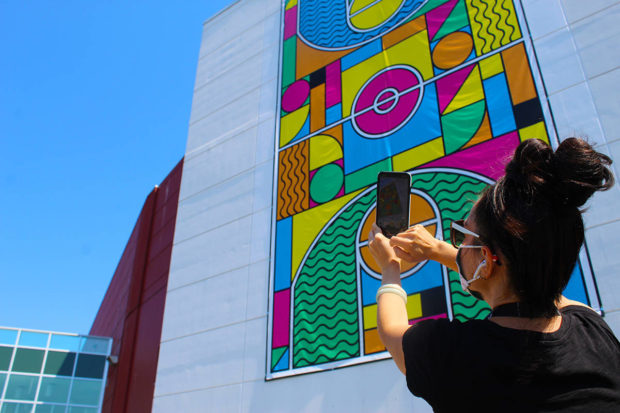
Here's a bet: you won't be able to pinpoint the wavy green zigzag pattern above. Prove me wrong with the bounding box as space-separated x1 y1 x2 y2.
293 191 375 367
412 171 492 321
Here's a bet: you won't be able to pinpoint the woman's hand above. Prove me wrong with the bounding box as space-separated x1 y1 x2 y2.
368 224 401 280
389 224 439 262
390 225 459 272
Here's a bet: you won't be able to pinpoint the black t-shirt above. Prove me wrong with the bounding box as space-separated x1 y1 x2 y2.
402 305 620 412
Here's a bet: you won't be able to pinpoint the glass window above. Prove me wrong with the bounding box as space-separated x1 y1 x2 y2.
0 402 34 413
75 354 106 379
0 346 14 371
44 352 75 376
35 405 68 413
11 349 44 374
69 379 101 406
0 372 6 394
68 407 97 413
38 377 71 403
80 337 109 355
49 335 80 352
18 332 48 349
0 329 18 346
4 374 39 401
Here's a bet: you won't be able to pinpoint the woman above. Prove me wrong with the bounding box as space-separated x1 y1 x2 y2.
369 138 620 411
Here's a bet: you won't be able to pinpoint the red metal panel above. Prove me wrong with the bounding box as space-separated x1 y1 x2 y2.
142 245 173 302
125 289 167 413
147 217 176 263
90 158 183 413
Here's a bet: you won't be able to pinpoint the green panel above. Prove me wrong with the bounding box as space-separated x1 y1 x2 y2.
75 354 106 379
282 36 297 89
69 379 102 406
0 402 34 413
441 100 486 154
11 348 44 374
38 377 71 403
271 346 287 370
35 405 68 413
0 373 6 394
344 158 392 193
44 352 76 376
68 407 97 413
310 163 344 204
4 374 39 401
80 337 109 355
0 329 17 346
432 0 470 41
412 172 491 321
293 191 375 367
0 346 13 371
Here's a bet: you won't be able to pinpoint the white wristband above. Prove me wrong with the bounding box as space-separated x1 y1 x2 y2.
376 284 407 305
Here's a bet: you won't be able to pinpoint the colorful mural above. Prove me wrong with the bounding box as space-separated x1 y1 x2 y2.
267 0 601 379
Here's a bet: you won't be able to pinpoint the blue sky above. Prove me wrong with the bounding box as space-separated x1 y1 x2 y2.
0 0 236 334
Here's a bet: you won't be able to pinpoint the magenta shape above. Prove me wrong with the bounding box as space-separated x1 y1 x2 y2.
325 60 342 108
436 64 474 113
355 88 420 135
377 90 397 110
421 131 520 180
273 289 291 348
355 68 420 112
284 6 297 40
409 313 447 325
282 79 310 113
426 0 459 41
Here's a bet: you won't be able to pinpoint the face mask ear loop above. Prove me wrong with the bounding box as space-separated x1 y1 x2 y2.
465 259 486 287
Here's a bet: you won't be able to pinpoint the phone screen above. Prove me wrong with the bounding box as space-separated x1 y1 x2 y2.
376 172 410 237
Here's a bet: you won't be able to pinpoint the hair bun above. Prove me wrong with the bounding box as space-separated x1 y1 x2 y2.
504 138 555 204
504 138 614 208
552 137 615 207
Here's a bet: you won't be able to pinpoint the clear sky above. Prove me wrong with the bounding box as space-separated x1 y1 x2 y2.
0 0 236 335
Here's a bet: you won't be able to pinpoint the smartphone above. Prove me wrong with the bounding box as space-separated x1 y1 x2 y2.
376 172 411 238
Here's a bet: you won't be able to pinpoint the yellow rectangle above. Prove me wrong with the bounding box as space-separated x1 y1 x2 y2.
406 293 422 320
342 30 433 117
393 137 445 172
479 53 503 79
363 292 422 330
363 304 378 330
518 121 549 145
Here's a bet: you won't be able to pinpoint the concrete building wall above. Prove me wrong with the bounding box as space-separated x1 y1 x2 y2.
520 0 620 331
154 1 620 411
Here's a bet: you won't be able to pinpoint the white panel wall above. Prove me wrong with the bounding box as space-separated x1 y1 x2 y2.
521 0 620 333
154 0 620 411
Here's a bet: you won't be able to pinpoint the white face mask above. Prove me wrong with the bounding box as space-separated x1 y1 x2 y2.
456 246 486 294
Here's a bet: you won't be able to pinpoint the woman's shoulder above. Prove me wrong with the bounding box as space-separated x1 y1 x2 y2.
557 296 596 312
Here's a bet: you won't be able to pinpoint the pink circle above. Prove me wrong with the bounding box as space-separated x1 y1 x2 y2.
376 90 397 111
353 68 422 136
282 80 310 113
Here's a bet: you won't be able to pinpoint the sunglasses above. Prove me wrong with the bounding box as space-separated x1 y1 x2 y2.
450 219 480 247
451 220 501 263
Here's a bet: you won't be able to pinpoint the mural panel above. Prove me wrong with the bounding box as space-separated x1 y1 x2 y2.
268 0 601 379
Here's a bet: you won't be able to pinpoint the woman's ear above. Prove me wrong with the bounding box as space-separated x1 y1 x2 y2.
481 247 497 278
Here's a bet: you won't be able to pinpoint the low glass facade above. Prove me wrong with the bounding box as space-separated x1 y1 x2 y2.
0 327 111 413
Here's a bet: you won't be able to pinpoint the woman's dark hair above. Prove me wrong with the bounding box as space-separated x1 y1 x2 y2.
475 138 614 317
